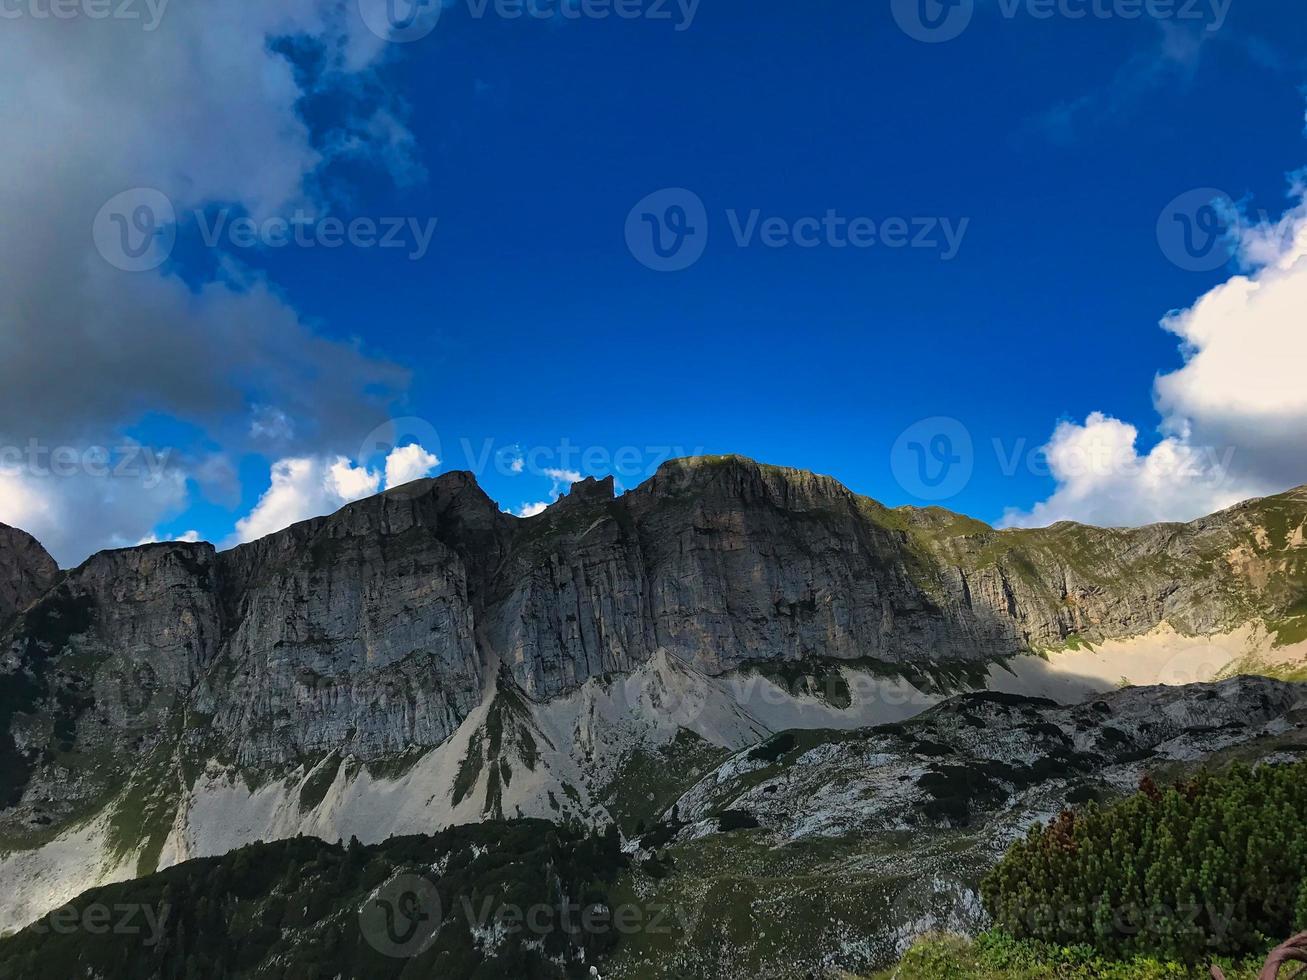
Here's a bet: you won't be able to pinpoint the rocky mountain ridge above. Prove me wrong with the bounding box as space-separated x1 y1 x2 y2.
1 455 1305 934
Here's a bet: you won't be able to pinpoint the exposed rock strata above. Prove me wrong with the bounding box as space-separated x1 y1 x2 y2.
0 457 1303 848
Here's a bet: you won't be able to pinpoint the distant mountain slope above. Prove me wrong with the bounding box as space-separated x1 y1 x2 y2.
0 456 1304 934
0 819 625 979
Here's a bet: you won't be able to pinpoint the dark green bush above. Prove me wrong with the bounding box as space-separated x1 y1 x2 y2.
981 762 1307 963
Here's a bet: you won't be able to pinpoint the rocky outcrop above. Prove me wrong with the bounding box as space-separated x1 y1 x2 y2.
667 675 1307 841
0 456 1304 847
618 675 1307 979
0 524 58 627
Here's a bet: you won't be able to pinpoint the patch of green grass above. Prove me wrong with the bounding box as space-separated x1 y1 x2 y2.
599 729 729 837
361 746 429 783
296 752 340 813
865 931 1269 979
104 742 181 876
483 758 503 818
450 733 483 807
1266 613 1307 649
1218 650 1307 683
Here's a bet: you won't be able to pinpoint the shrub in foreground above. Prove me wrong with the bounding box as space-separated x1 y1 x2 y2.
981 762 1307 963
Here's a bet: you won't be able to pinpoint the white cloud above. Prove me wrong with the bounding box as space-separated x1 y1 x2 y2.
230 456 381 546
227 441 440 545
516 502 549 518
544 468 583 485
250 406 296 444
1000 413 1254 528
0 464 188 567
384 444 440 489
1006 167 1307 528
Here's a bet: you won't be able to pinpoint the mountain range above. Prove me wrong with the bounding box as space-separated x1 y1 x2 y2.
1 455 1305 973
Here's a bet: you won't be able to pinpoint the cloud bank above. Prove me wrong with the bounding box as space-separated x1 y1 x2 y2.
1004 169 1307 528
0 2 417 564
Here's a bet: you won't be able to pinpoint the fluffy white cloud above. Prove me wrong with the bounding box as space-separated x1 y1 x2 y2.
516 502 550 518
544 468 583 485
1000 413 1255 528
384 444 441 489
1152 184 1307 491
229 442 441 545
230 457 381 546
1006 169 1307 528
0 460 188 566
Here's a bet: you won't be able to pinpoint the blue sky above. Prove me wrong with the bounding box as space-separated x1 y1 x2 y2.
2 0 1306 564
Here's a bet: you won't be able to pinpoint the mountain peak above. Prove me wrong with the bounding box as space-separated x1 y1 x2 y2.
0 523 59 624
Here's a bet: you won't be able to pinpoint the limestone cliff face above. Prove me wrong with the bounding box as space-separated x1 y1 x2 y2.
0 456 1304 834
0 524 58 627
210 476 494 766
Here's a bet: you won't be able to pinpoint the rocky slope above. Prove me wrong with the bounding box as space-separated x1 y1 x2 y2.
0 456 1305 933
2 678 1301 980
607 676 1307 978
